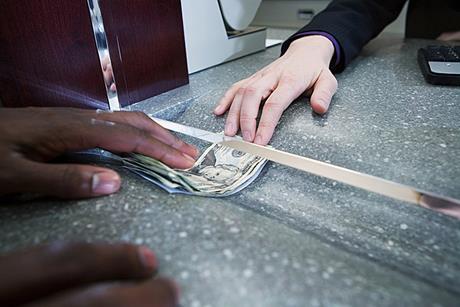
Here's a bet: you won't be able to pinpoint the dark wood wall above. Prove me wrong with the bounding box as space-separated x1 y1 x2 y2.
0 0 189 109
100 0 189 107
0 1 109 109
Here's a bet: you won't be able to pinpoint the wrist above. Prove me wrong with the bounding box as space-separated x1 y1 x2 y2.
288 35 335 67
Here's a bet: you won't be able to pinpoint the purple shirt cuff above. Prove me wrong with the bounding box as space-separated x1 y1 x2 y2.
290 31 341 69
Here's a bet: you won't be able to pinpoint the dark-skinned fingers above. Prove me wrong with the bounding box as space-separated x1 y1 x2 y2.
239 75 278 142
95 111 198 159
85 118 197 168
1 108 195 167
254 80 302 145
310 69 338 114
0 242 158 307
50 119 196 169
27 278 178 307
7 160 120 198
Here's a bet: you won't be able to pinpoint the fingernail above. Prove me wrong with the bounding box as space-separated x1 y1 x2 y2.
225 123 234 135
214 105 222 113
182 153 196 165
138 246 157 271
242 130 252 141
91 172 120 195
254 135 263 144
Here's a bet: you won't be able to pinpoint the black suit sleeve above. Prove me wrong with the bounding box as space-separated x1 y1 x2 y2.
281 0 407 73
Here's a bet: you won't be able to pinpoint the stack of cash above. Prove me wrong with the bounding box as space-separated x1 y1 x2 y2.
122 144 268 197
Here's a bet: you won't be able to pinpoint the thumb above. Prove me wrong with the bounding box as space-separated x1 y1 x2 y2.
309 69 338 114
15 161 121 199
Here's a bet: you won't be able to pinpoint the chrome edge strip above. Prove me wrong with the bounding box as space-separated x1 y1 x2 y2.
87 0 121 111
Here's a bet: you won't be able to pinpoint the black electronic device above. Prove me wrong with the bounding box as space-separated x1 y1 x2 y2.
417 45 460 86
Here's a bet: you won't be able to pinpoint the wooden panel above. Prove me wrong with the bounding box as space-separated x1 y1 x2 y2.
0 1 109 109
100 0 189 107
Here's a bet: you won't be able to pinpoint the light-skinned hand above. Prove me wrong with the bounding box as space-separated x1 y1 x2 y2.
0 107 198 198
214 35 337 145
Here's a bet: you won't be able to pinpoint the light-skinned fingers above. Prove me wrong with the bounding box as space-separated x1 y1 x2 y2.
254 82 302 145
239 75 278 142
96 111 198 159
214 79 248 115
310 69 338 114
224 88 245 136
0 242 158 307
214 85 239 115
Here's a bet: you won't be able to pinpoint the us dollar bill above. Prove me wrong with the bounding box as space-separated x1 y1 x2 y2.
123 144 268 197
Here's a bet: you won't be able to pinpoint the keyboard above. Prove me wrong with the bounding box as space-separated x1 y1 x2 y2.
417 45 460 86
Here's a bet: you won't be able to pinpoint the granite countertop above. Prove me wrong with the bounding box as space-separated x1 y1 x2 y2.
1 30 460 306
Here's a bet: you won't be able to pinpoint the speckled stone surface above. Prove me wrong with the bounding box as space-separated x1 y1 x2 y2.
1 31 460 306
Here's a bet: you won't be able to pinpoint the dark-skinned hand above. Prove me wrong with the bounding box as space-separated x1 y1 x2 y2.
0 242 178 307
0 107 198 198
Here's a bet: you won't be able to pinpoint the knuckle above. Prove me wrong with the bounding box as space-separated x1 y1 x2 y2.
239 111 255 121
323 69 338 84
240 117 254 126
46 242 97 267
132 129 151 152
331 75 338 86
242 85 258 97
131 111 150 123
135 111 150 120
264 101 285 113
170 135 185 149
60 165 86 188
258 120 277 130
280 73 297 85
236 87 246 97
226 110 240 119
329 75 338 90
157 144 175 162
